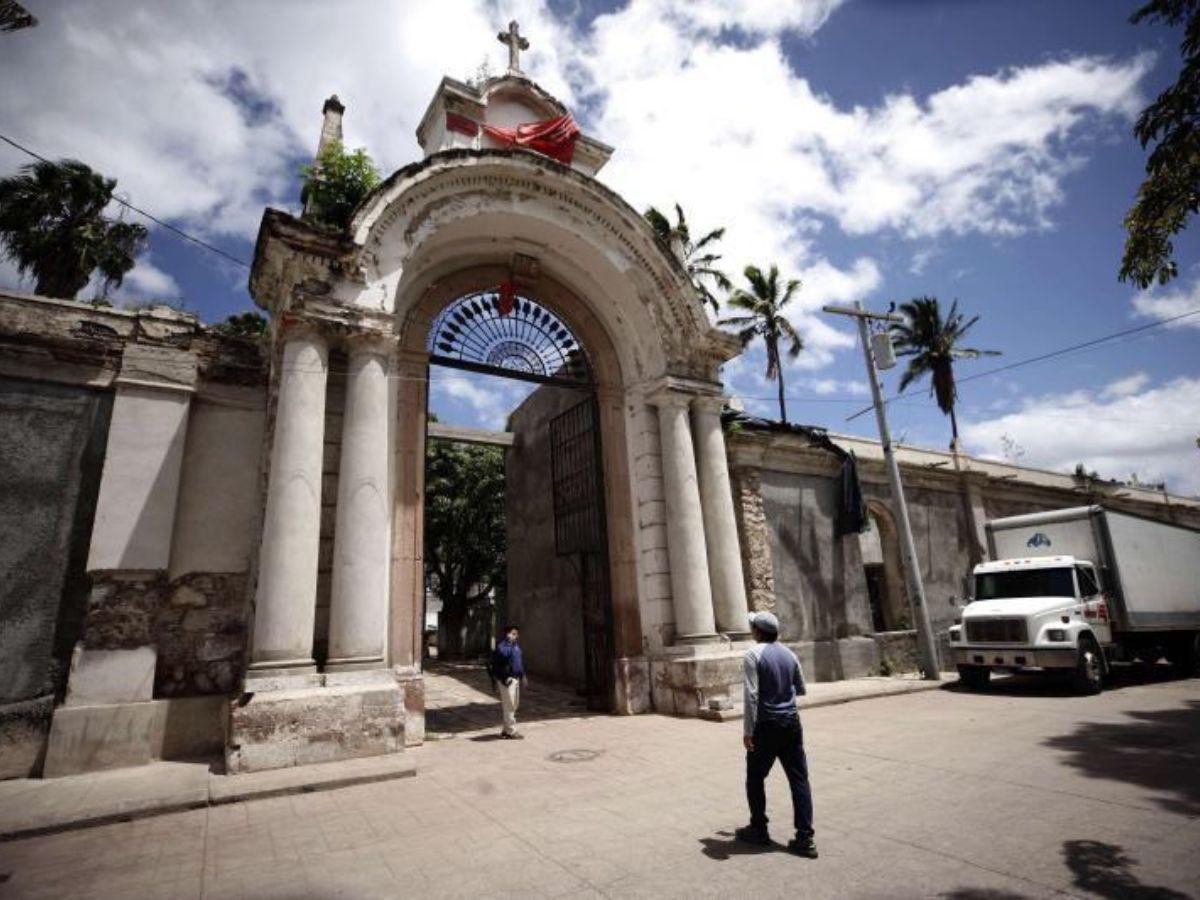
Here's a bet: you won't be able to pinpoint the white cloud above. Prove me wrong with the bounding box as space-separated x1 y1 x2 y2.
114 256 182 301
1132 278 1200 329
429 371 536 430
803 377 868 396
962 374 1200 495
0 1 1155 389
1102 371 1150 398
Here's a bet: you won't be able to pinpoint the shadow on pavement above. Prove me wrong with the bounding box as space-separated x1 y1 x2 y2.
942 665 1195 699
1062 840 1193 900
699 831 779 861
938 890 1029 900
424 660 599 736
1042 699 1200 818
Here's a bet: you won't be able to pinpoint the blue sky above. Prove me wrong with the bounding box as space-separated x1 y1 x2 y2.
0 0 1197 491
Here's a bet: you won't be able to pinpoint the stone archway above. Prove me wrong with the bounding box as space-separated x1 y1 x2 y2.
237 75 755 767
863 500 909 631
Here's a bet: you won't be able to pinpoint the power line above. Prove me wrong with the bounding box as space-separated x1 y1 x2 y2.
957 304 1200 385
841 302 1200 421
0 132 252 269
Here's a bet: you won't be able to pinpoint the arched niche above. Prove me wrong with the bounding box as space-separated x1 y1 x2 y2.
862 500 909 631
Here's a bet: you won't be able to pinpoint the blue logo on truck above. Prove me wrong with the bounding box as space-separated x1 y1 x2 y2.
1027 532 1052 548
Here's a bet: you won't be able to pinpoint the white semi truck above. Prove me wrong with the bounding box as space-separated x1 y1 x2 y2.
950 506 1200 693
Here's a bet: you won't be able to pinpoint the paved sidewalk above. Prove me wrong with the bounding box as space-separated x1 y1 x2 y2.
0 754 415 841
1 671 1197 898
0 671 945 841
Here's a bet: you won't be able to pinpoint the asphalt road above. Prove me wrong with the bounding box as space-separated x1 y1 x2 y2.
0 665 1197 898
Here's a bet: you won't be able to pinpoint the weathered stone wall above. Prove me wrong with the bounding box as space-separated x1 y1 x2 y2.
760 469 874 643
505 384 589 688
0 376 110 777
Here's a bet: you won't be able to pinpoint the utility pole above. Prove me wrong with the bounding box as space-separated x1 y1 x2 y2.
823 301 941 680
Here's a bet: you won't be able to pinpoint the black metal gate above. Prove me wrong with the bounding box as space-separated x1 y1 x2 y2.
549 397 614 710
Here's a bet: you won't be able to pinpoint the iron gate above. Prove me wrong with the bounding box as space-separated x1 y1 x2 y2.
549 397 614 710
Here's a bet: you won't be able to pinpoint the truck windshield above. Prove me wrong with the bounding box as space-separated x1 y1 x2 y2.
975 568 1074 600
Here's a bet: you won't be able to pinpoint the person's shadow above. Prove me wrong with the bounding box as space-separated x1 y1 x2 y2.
699 831 782 861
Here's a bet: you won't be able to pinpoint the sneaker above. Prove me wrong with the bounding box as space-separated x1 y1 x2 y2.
501 731 525 740
788 835 818 858
734 825 771 846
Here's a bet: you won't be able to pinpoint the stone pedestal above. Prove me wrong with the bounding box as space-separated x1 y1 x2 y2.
248 331 328 676
226 677 404 773
648 390 719 644
692 398 750 637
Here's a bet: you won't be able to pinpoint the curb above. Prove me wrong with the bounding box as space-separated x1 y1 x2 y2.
802 678 951 711
0 755 416 842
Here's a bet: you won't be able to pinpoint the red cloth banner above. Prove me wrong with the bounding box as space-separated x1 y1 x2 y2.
446 112 480 136
482 113 581 164
497 280 517 316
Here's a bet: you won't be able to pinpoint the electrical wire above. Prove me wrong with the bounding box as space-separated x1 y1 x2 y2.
0 132 252 269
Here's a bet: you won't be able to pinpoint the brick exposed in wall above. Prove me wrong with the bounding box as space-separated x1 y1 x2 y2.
155 573 250 697
731 466 775 611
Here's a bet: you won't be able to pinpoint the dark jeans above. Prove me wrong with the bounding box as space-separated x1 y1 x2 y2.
746 716 814 837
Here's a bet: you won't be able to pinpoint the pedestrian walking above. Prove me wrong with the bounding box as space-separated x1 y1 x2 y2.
489 624 526 739
736 611 817 858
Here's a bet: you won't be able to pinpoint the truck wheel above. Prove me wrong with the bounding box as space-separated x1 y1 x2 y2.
1071 638 1104 695
1166 633 1200 677
957 665 990 691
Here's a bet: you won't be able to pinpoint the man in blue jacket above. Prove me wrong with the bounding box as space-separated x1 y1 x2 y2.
491 624 526 739
736 611 817 858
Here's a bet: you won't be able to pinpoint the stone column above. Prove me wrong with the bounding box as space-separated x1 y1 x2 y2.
248 328 329 677
327 337 392 671
648 390 718 644
691 397 750 637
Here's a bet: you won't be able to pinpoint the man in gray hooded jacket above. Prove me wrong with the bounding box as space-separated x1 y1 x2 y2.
736 611 817 858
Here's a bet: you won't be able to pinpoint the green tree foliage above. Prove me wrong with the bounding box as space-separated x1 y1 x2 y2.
424 434 506 657
300 141 381 231
1120 0 1200 288
644 203 732 313
212 311 268 338
718 264 804 423
890 297 999 449
0 159 147 299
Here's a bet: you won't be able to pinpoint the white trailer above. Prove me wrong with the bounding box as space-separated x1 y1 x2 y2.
950 506 1200 693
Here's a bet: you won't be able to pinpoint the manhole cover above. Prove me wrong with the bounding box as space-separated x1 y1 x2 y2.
547 748 603 764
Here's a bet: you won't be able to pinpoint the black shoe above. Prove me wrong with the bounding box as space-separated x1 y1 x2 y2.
788 835 818 858
501 731 524 740
734 825 771 846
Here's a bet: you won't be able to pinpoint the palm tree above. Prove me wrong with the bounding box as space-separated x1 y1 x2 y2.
644 203 731 313
0 159 147 299
889 296 999 449
719 264 804 423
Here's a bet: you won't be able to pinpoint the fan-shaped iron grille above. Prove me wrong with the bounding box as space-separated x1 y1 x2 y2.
427 291 592 385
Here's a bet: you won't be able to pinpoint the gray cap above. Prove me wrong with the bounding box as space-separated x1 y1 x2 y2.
748 611 779 636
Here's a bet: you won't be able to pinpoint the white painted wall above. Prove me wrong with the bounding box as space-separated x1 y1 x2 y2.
168 387 266 578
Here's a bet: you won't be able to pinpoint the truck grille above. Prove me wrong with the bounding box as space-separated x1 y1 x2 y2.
965 619 1027 644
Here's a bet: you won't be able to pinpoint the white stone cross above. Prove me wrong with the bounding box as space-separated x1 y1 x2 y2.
497 20 529 75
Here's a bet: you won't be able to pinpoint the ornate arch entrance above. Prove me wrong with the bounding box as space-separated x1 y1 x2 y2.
235 58 753 770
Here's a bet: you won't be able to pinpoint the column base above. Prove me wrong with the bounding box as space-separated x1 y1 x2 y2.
324 655 386 673
721 630 752 641
675 631 722 645
648 649 745 719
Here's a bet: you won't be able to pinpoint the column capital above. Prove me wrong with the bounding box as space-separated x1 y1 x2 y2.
275 314 330 346
689 394 730 415
645 389 693 410
341 330 395 360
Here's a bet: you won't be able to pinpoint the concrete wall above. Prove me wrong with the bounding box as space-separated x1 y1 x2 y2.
0 376 111 777
505 385 590 688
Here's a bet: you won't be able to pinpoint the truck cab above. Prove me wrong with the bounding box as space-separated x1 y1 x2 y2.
950 555 1109 693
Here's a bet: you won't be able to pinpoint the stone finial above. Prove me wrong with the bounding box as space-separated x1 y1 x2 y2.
316 94 345 156
497 20 529 75
322 94 345 116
